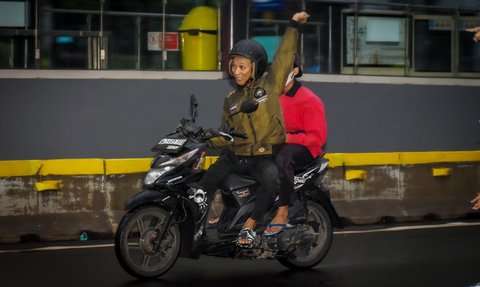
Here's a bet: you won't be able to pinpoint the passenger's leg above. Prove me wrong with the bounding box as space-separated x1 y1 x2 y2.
266 144 313 235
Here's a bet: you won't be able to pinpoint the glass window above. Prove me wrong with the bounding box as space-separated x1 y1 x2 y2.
413 16 452 73
0 1 27 27
344 14 407 68
249 1 344 74
0 35 35 69
458 18 480 73
0 37 11 67
0 0 219 70
40 36 89 69
0 0 479 78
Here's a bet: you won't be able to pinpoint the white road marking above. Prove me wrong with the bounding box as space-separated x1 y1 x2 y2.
1 221 480 254
0 243 113 254
334 221 480 235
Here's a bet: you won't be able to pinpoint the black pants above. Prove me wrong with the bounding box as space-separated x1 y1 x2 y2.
274 144 314 206
199 149 279 222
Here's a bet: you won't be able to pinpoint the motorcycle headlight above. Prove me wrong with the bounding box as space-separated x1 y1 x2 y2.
144 148 199 186
144 166 174 186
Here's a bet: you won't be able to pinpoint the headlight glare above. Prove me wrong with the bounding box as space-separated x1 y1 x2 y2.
144 166 173 185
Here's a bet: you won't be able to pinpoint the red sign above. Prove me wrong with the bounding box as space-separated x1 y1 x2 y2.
148 32 179 51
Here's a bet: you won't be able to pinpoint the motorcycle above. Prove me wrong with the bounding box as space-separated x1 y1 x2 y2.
114 95 343 279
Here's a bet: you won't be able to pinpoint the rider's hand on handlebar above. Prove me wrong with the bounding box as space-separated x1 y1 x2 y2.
201 128 216 140
202 128 246 142
217 131 234 142
229 131 248 139
222 128 248 139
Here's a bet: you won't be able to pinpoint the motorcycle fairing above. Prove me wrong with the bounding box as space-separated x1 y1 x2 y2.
221 173 257 207
124 189 180 211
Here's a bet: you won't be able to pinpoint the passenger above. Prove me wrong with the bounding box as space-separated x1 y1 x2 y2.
198 11 310 248
265 54 327 236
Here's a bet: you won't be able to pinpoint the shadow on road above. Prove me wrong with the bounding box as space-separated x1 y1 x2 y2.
120 266 332 287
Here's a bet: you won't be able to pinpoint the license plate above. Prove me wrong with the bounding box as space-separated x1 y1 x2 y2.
157 138 187 146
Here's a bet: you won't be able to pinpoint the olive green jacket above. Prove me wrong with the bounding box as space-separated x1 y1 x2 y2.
210 23 299 156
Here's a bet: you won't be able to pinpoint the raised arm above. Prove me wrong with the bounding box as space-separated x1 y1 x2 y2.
265 12 309 94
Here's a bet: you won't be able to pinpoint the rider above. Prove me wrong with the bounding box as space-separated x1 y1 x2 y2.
265 54 327 236
198 12 310 248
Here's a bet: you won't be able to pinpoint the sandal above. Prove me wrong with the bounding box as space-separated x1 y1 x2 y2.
264 223 293 237
236 228 256 248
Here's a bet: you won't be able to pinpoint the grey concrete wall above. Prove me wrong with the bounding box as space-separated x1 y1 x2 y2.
1 78 479 160
0 162 478 243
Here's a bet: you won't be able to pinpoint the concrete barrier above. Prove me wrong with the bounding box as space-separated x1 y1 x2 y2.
0 151 479 243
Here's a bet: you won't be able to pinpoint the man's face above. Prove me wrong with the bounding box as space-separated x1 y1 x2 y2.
230 56 253 87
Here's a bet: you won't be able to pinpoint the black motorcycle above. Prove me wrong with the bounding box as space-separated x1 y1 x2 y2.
114 95 342 279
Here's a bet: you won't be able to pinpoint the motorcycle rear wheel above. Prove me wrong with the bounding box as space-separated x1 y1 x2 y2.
277 200 333 269
115 205 181 279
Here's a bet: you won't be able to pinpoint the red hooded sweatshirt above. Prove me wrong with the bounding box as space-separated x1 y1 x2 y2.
280 80 327 158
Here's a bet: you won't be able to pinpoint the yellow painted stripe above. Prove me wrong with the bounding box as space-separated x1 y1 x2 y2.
39 159 105 175
0 160 42 177
105 158 152 175
0 151 479 177
325 153 399 167
432 168 452 177
35 180 62 192
345 170 367 181
399 151 480 165
325 151 480 167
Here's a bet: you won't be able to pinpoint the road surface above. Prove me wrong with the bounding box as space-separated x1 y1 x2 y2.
1 222 479 287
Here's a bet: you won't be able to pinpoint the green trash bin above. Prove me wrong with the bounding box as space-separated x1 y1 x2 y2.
179 6 218 70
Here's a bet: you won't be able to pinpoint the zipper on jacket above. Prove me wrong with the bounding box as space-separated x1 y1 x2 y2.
247 114 258 156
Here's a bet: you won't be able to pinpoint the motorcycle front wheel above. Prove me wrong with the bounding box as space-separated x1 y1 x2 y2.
277 200 333 269
115 205 181 279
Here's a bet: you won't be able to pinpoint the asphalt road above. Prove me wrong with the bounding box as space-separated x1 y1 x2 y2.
1 222 479 287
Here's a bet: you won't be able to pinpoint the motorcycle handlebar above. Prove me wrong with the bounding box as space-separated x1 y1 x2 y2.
229 131 248 139
201 129 248 141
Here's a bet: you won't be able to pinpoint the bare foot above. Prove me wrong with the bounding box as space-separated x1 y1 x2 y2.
265 206 288 235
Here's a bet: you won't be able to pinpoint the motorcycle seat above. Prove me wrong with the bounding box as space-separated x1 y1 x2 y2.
294 153 328 173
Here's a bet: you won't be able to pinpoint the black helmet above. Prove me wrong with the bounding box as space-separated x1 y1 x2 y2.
229 39 267 80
